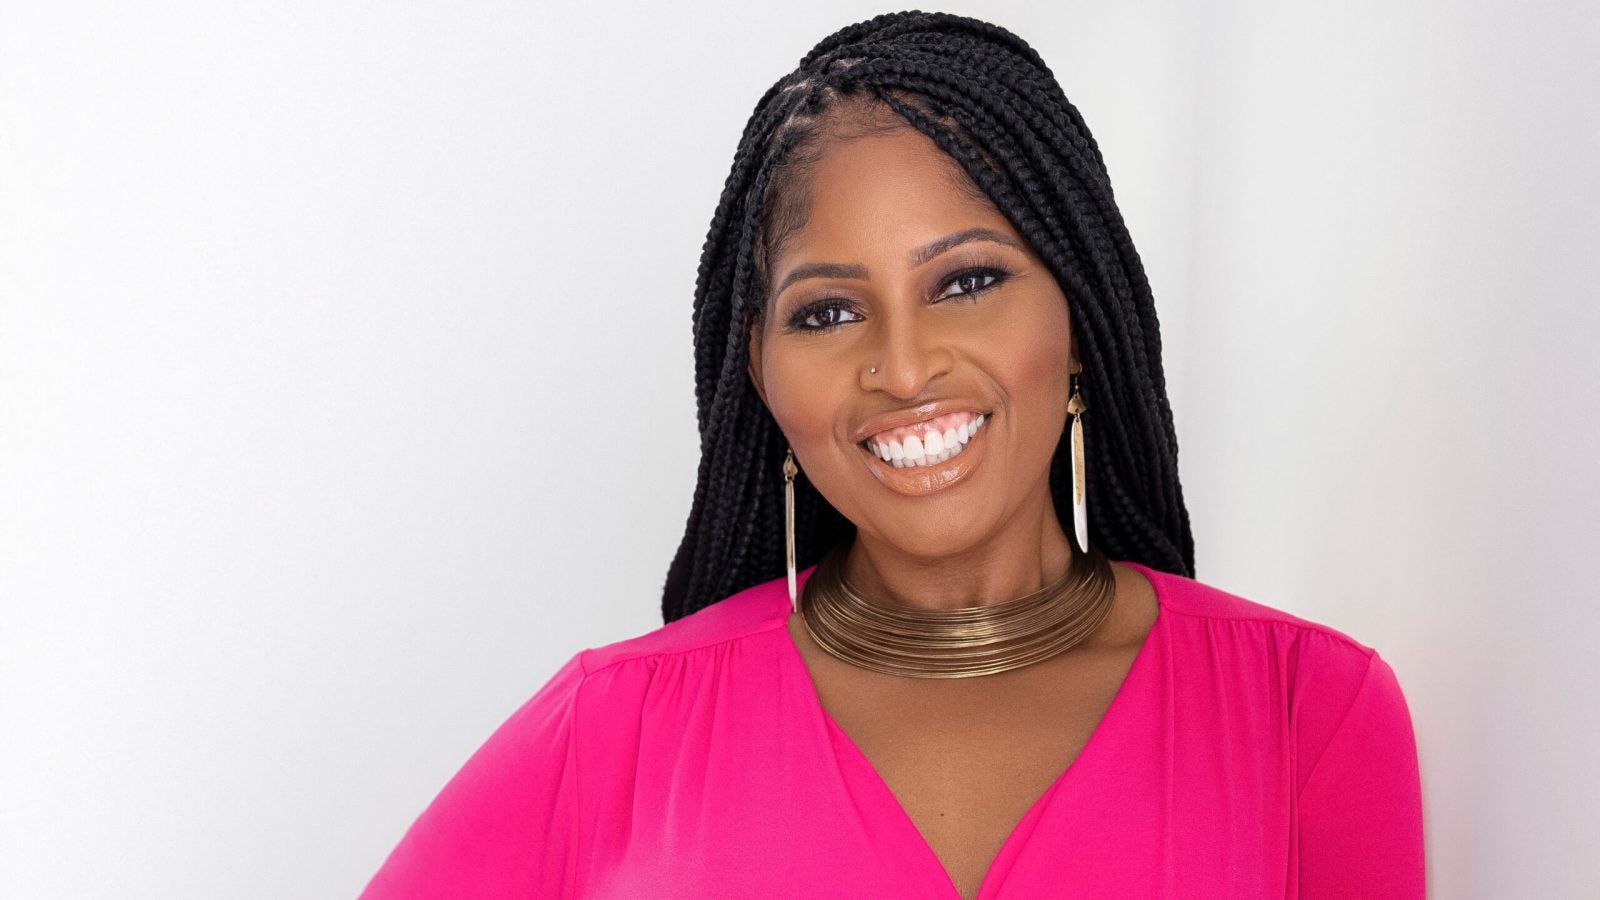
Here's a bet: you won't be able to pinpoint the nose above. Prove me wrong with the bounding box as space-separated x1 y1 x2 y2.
859 303 956 399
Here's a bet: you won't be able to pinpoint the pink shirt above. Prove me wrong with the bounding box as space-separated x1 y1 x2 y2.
361 561 1424 898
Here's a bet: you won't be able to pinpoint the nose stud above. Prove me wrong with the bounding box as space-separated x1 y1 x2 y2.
869 366 877 374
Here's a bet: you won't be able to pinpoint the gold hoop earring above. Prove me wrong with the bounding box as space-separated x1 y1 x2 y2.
783 448 799 610
1067 373 1089 554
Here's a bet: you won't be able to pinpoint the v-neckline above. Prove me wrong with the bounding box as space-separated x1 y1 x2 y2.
777 560 1167 900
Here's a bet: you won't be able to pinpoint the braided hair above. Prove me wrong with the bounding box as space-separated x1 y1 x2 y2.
662 10 1194 622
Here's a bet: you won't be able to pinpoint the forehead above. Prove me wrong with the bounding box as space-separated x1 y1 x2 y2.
813 125 988 206
779 125 1010 259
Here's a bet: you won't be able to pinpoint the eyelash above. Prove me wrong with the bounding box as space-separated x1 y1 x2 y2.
784 264 1014 334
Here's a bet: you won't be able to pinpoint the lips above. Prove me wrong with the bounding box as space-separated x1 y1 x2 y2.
859 410 987 468
852 401 990 444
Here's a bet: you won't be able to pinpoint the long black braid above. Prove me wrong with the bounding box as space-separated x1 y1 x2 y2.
662 10 1194 622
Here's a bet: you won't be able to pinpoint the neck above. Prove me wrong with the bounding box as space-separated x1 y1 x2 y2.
841 489 1075 611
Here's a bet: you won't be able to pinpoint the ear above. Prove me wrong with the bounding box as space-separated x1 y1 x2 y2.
746 318 769 407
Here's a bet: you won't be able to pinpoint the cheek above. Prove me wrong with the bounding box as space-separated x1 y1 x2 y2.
998 296 1074 427
760 341 848 446
1015 327 1072 396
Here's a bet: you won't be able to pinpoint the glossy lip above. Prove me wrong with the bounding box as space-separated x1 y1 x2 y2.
854 407 993 497
852 400 990 445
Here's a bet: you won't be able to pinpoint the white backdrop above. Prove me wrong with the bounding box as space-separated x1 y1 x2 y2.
2 2 1595 897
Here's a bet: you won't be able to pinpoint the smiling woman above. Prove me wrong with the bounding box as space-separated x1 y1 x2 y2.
360 11 1424 899
747 114 1078 547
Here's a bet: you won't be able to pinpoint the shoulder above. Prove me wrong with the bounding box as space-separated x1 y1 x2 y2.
1123 559 1380 666
470 572 795 759
1122 561 1415 785
1120 560 1392 713
574 570 795 676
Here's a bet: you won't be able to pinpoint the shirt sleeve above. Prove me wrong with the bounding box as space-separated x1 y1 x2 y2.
1296 651 1425 898
359 650 588 900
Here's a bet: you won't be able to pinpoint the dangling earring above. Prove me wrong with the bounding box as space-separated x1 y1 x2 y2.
1067 373 1090 554
783 447 799 611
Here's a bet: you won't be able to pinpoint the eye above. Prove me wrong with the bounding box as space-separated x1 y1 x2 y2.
787 300 863 333
938 267 1009 301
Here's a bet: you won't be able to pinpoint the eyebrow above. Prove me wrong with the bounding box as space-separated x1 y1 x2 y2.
773 227 1025 298
908 227 1024 266
773 262 869 299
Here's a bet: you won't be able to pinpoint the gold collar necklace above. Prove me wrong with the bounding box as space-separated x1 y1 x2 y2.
798 543 1118 679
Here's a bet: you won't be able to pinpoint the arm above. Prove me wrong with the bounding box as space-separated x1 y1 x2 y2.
360 651 588 900
1297 652 1425 898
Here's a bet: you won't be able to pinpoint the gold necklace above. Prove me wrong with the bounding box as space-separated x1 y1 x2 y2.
799 542 1118 679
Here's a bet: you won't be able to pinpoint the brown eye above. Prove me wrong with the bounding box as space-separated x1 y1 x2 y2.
789 301 863 333
939 268 1007 301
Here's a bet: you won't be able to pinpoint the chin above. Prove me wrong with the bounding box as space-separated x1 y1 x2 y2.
869 520 992 563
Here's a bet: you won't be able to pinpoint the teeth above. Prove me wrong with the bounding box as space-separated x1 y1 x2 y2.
866 413 989 469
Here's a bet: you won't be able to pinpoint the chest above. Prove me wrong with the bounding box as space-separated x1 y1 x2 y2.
809 642 1142 900
585 620 1296 900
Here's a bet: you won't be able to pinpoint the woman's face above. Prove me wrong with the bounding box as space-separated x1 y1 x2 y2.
748 120 1079 563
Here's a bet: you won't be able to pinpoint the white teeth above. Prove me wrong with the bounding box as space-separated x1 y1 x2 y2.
866 413 989 469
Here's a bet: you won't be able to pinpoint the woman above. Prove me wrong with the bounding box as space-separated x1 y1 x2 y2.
362 11 1423 898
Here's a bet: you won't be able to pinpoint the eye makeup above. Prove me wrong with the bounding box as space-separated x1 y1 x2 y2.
779 256 1016 335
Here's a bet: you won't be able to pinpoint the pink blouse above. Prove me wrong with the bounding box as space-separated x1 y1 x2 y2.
361 561 1424 898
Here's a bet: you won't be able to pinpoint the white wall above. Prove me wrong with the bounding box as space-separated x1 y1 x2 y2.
1 2 1592 897
1180 4 1600 896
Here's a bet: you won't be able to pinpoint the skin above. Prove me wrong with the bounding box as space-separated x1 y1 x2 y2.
746 107 1160 899
747 103 1081 609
